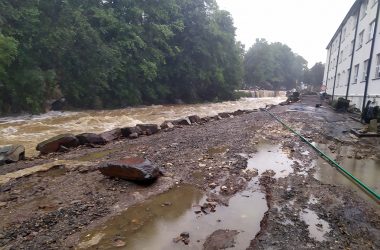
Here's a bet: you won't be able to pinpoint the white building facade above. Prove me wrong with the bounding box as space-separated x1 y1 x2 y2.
323 0 380 110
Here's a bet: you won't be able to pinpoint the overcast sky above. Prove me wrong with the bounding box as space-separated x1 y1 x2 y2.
216 0 356 67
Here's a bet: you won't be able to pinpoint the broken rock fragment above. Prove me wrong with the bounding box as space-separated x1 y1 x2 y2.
99 157 160 182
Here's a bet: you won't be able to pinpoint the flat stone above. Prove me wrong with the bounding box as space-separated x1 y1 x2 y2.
76 133 106 145
36 134 79 154
99 158 160 182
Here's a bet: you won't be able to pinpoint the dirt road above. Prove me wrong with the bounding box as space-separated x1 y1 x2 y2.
0 95 379 249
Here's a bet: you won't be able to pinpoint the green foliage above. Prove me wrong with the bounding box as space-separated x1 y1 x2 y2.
303 62 325 87
244 39 308 90
0 0 243 114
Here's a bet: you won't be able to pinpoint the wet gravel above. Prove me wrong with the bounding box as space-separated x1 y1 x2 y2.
0 95 379 249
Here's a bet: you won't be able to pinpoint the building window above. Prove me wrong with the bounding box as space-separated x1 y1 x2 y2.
368 21 375 41
361 0 368 19
348 68 351 83
375 54 380 79
372 0 378 8
363 60 369 81
354 64 359 83
358 30 364 49
350 40 354 55
339 50 343 63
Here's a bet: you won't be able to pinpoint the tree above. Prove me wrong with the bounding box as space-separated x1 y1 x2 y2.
244 39 308 90
0 0 243 114
303 62 325 87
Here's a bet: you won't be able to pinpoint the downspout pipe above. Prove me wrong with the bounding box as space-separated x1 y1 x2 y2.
362 1 380 111
332 31 343 101
265 109 380 201
345 8 361 99
325 46 333 94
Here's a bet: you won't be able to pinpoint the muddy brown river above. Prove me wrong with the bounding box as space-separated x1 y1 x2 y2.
0 97 286 157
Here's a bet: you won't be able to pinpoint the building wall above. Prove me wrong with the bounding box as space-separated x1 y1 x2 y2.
323 0 379 110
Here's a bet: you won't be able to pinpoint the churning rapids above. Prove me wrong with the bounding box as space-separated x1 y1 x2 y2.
0 97 286 156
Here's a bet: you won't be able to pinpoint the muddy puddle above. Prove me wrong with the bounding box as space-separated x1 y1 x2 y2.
78 183 267 249
313 143 380 204
300 208 331 242
247 144 294 178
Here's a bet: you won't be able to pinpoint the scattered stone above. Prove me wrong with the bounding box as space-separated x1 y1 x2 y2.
173 232 190 245
161 202 172 207
203 229 239 250
76 133 106 145
99 157 160 183
100 128 122 142
355 153 365 160
136 124 159 135
262 169 276 177
221 186 228 192
172 118 191 126
36 134 79 154
209 183 218 189
0 201 7 208
188 115 202 124
201 202 217 214
0 145 25 165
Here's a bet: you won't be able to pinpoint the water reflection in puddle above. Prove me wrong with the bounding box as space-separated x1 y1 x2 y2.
247 144 294 178
78 184 267 249
313 143 380 203
300 209 331 242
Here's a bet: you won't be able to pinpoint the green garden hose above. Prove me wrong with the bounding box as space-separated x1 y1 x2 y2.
265 109 380 201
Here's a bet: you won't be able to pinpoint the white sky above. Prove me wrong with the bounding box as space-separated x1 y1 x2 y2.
216 0 356 67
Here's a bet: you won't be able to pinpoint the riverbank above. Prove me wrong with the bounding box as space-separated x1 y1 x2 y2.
0 97 286 157
0 95 379 249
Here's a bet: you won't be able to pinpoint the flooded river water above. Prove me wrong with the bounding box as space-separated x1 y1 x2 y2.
0 97 286 156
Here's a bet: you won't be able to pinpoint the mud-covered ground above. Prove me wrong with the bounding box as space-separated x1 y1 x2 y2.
0 95 379 249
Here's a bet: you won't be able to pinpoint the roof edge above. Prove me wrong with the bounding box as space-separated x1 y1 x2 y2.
326 0 362 49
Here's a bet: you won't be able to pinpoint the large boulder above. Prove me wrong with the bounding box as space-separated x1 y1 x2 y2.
0 145 25 166
121 126 143 137
76 133 106 145
99 157 160 182
188 115 201 124
36 134 79 154
218 112 232 118
136 124 159 135
172 118 191 126
160 121 174 130
100 128 122 142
